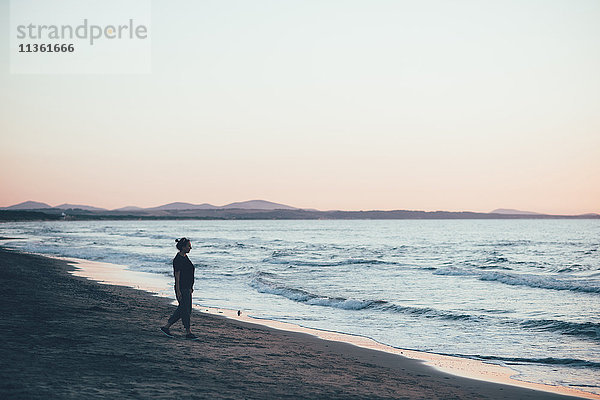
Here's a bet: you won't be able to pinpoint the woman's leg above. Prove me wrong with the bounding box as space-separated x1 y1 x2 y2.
180 290 192 332
165 289 188 327
166 304 182 326
163 290 193 334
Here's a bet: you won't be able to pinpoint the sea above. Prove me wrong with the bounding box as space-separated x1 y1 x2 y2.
1 219 598 394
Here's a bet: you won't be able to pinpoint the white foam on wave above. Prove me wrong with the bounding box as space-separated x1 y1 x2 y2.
250 276 479 320
305 297 373 310
250 277 375 310
434 267 600 293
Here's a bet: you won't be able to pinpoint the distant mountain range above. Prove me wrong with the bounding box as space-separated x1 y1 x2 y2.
144 200 298 211
1 199 300 212
0 200 598 221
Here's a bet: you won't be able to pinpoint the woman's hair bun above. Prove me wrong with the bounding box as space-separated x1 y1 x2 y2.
176 237 189 250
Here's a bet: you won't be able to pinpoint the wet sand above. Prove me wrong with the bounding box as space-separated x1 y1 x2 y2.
0 248 591 399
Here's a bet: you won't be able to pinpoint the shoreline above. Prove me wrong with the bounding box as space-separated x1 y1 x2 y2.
64 253 598 399
0 247 596 399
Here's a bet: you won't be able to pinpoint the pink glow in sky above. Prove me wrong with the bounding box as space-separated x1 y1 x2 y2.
1 1 599 214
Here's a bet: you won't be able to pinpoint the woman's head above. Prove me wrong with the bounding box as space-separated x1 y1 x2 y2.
175 237 192 252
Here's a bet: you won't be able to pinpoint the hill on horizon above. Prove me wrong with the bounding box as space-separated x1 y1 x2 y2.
112 206 146 212
55 204 108 211
147 202 218 211
222 200 298 210
1 201 52 210
491 208 542 215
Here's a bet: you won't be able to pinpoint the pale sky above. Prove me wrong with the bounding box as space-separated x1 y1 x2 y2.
1 0 599 214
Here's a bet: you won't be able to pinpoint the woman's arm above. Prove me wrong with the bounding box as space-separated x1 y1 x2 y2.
174 270 181 300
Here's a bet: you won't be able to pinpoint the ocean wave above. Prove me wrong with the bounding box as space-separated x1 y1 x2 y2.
517 319 600 341
484 256 509 263
475 240 534 247
250 278 376 310
135 268 173 277
558 267 575 273
148 234 176 240
262 257 398 268
477 265 513 270
457 354 600 369
270 250 294 258
378 303 475 321
433 268 600 294
250 276 477 321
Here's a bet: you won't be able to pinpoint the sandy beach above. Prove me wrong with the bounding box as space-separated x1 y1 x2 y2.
0 247 591 399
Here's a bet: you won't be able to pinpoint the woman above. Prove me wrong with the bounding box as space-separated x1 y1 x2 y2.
161 237 199 340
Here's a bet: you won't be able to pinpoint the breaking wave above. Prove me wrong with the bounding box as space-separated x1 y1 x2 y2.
250 275 476 321
433 268 600 294
517 319 600 341
454 354 600 369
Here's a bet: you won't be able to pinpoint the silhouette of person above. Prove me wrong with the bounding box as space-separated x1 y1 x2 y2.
161 237 199 340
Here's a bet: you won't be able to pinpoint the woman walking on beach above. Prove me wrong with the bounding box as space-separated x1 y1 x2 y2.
161 237 199 340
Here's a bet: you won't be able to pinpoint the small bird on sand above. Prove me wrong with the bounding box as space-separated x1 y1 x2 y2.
237 310 241 316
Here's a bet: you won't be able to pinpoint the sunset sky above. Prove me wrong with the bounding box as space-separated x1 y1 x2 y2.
1 0 599 214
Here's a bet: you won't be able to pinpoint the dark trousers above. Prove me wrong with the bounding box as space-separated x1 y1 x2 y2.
167 288 192 330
